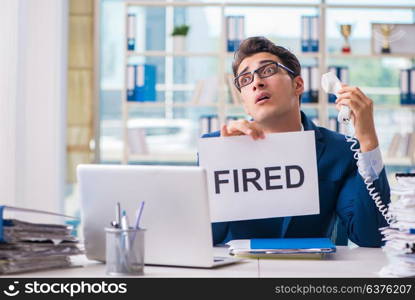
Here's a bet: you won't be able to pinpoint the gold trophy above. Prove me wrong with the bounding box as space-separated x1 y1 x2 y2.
379 24 394 54
340 24 352 53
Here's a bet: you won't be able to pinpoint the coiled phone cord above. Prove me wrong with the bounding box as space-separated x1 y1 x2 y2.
345 132 393 226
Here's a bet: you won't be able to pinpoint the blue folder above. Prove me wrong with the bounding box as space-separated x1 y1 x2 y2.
228 238 336 258
251 238 336 251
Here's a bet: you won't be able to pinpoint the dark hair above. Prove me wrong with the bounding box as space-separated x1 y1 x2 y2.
232 36 301 79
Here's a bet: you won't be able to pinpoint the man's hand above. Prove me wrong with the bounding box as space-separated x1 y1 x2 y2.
221 119 265 140
335 84 379 152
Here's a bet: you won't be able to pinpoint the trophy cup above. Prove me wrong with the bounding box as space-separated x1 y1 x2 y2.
340 24 352 53
379 24 394 54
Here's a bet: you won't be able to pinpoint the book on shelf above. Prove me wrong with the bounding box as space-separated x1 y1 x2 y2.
128 128 149 155
397 132 411 158
191 80 204 104
407 132 415 160
387 133 402 158
301 15 319 53
225 73 242 105
0 205 82 275
191 76 219 104
386 132 415 161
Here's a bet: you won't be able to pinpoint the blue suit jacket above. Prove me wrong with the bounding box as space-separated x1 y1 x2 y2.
201 111 390 247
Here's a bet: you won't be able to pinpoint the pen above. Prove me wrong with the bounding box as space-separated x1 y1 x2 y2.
121 209 130 230
130 201 145 246
134 201 145 230
121 210 130 252
115 202 121 228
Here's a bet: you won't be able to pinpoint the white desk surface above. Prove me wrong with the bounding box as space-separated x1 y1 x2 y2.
8 246 388 278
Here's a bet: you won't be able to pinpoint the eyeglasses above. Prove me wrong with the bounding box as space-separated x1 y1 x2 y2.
234 62 295 90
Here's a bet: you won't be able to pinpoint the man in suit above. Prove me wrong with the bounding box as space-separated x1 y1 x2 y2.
202 36 390 247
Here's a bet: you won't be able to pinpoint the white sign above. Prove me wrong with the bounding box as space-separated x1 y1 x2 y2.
198 131 319 222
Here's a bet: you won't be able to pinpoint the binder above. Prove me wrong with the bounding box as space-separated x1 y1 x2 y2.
127 13 136 51
340 67 349 85
199 115 219 135
410 69 415 104
226 16 244 52
327 66 348 103
328 116 338 132
227 238 336 259
226 116 240 125
310 66 319 103
226 16 235 52
135 64 157 102
301 16 309 52
311 117 319 126
310 16 319 52
226 73 242 104
328 66 338 103
301 66 311 103
235 16 245 51
400 69 410 105
127 64 136 101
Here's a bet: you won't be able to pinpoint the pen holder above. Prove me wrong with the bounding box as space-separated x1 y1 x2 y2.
105 227 146 276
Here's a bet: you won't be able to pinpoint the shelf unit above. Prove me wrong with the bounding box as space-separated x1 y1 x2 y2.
121 0 415 165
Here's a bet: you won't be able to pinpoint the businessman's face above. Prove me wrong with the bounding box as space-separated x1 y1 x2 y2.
236 52 303 125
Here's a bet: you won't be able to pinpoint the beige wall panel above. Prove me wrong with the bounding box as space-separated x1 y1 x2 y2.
67 151 93 183
67 126 92 146
69 16 93 68
68 70 93 125
70 0 93 15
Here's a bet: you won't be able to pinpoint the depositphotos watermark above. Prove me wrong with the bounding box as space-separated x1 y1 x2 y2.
2 281 127 297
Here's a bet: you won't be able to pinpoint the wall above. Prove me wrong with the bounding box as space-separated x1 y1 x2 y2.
0 0 68 218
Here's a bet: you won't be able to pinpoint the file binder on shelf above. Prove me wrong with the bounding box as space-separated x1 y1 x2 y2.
127 64 157 102
301 66 311 103
310 16 319 52
327 66 349 103
411 69 415 104
227 238 336 259
310 66 319 103
301 66 318 103
126 13 136 51
301 15 320 53
199 115 220 135
127 64 136 101
226 16 245 52
400 69 413 105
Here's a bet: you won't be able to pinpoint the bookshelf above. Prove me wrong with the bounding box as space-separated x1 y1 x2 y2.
119 0 415 166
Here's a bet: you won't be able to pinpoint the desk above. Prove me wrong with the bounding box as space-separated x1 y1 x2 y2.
9 246 387 278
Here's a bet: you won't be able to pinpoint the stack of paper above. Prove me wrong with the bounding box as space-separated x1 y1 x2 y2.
227 238 336 259
379 174 415 277
0 206 83 274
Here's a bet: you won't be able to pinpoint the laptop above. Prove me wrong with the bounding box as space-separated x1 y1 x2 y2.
77 164 239 268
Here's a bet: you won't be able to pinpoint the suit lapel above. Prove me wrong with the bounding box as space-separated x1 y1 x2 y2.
282 111 325 237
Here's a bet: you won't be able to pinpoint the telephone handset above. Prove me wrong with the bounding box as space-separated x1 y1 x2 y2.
321 72 392 226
